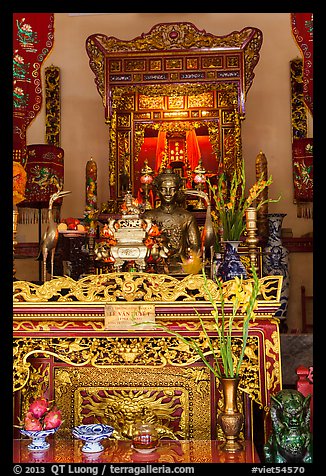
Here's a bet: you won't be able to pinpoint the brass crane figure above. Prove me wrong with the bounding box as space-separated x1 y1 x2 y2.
36 189 71 282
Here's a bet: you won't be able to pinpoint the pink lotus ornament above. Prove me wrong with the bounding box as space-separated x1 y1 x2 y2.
193 173 206 184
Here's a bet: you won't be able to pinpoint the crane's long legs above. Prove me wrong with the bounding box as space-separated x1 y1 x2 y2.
42 250 48 283
50 249 55 280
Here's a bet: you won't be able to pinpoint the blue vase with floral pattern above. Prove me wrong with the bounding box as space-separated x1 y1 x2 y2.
263 213 289 322
219 241 248 281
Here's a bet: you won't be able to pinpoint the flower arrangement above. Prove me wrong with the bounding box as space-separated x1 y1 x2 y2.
133 265 260 379
13 161 27 206
18 396 62 431
209 160 280 242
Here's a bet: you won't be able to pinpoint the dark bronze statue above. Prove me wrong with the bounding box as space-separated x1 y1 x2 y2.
264 389 313 463
142 168 201 273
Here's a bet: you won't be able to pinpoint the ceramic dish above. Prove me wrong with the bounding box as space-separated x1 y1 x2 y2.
72 424 114 453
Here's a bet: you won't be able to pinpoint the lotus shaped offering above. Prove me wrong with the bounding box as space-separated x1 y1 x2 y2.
20 427 60 451
72 424 114 453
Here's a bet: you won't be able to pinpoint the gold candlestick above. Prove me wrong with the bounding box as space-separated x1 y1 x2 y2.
245 207 259 274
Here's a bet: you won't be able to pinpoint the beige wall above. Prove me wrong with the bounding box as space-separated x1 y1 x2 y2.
16 13 313 331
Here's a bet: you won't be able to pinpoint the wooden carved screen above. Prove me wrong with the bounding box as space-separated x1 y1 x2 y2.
86 23 262 199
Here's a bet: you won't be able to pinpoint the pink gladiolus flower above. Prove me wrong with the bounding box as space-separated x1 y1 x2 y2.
43 409 62 430
29 397 48 419
24 412 42 431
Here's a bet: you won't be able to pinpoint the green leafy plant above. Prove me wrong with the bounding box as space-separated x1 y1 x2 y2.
209 161 280 241
133 265 261 379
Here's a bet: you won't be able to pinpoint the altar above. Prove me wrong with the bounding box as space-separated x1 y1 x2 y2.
13 438 261 464
13 272 283 451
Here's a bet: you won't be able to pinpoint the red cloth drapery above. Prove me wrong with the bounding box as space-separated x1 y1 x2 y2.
154 128 201 178
291 13 313 115
155 130 167 173
13 13 55 165
186 129 201 172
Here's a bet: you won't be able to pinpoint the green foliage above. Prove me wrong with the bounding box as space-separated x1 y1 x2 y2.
132 266 261 379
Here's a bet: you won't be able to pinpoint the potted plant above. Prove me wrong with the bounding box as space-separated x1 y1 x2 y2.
210 160 279 242
133 265 261 451
209 161 280 281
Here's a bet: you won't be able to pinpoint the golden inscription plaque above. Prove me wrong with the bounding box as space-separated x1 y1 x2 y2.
104 303 155 330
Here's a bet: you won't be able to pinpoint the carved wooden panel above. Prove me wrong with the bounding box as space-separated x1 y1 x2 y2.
54 365 213 440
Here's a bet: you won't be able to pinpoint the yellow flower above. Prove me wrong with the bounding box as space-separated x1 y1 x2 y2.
208 160 279 241
223 277 258 314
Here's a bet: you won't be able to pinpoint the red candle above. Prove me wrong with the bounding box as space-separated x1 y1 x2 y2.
86 157 97 209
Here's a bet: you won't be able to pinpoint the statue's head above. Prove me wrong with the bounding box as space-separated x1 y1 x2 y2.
270 389 311 432
153 168 183 205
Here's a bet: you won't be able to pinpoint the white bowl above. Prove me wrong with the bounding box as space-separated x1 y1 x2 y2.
20 427 60 451
72 424 114 453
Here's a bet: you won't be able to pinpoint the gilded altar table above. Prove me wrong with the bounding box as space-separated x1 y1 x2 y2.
13 272 283 445
13 438 260 463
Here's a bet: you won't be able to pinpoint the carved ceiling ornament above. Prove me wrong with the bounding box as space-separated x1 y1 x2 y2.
86 23 263 109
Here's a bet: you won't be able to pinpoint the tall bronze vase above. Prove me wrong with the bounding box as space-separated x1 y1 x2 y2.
217 377 244 452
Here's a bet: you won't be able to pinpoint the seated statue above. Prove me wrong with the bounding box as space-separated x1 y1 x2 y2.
142 168 201 274
263 389 313 463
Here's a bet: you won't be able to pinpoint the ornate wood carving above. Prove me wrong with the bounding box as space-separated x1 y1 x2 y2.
13 271 281 441
86 23 262 199
45 65 61 146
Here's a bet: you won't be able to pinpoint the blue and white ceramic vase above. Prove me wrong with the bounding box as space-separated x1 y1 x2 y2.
219 241 248 282
262 213 289 322
212 252 223 282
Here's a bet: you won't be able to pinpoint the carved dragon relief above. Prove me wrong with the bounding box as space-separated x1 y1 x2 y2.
45 365 212 440
13 272 282 303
